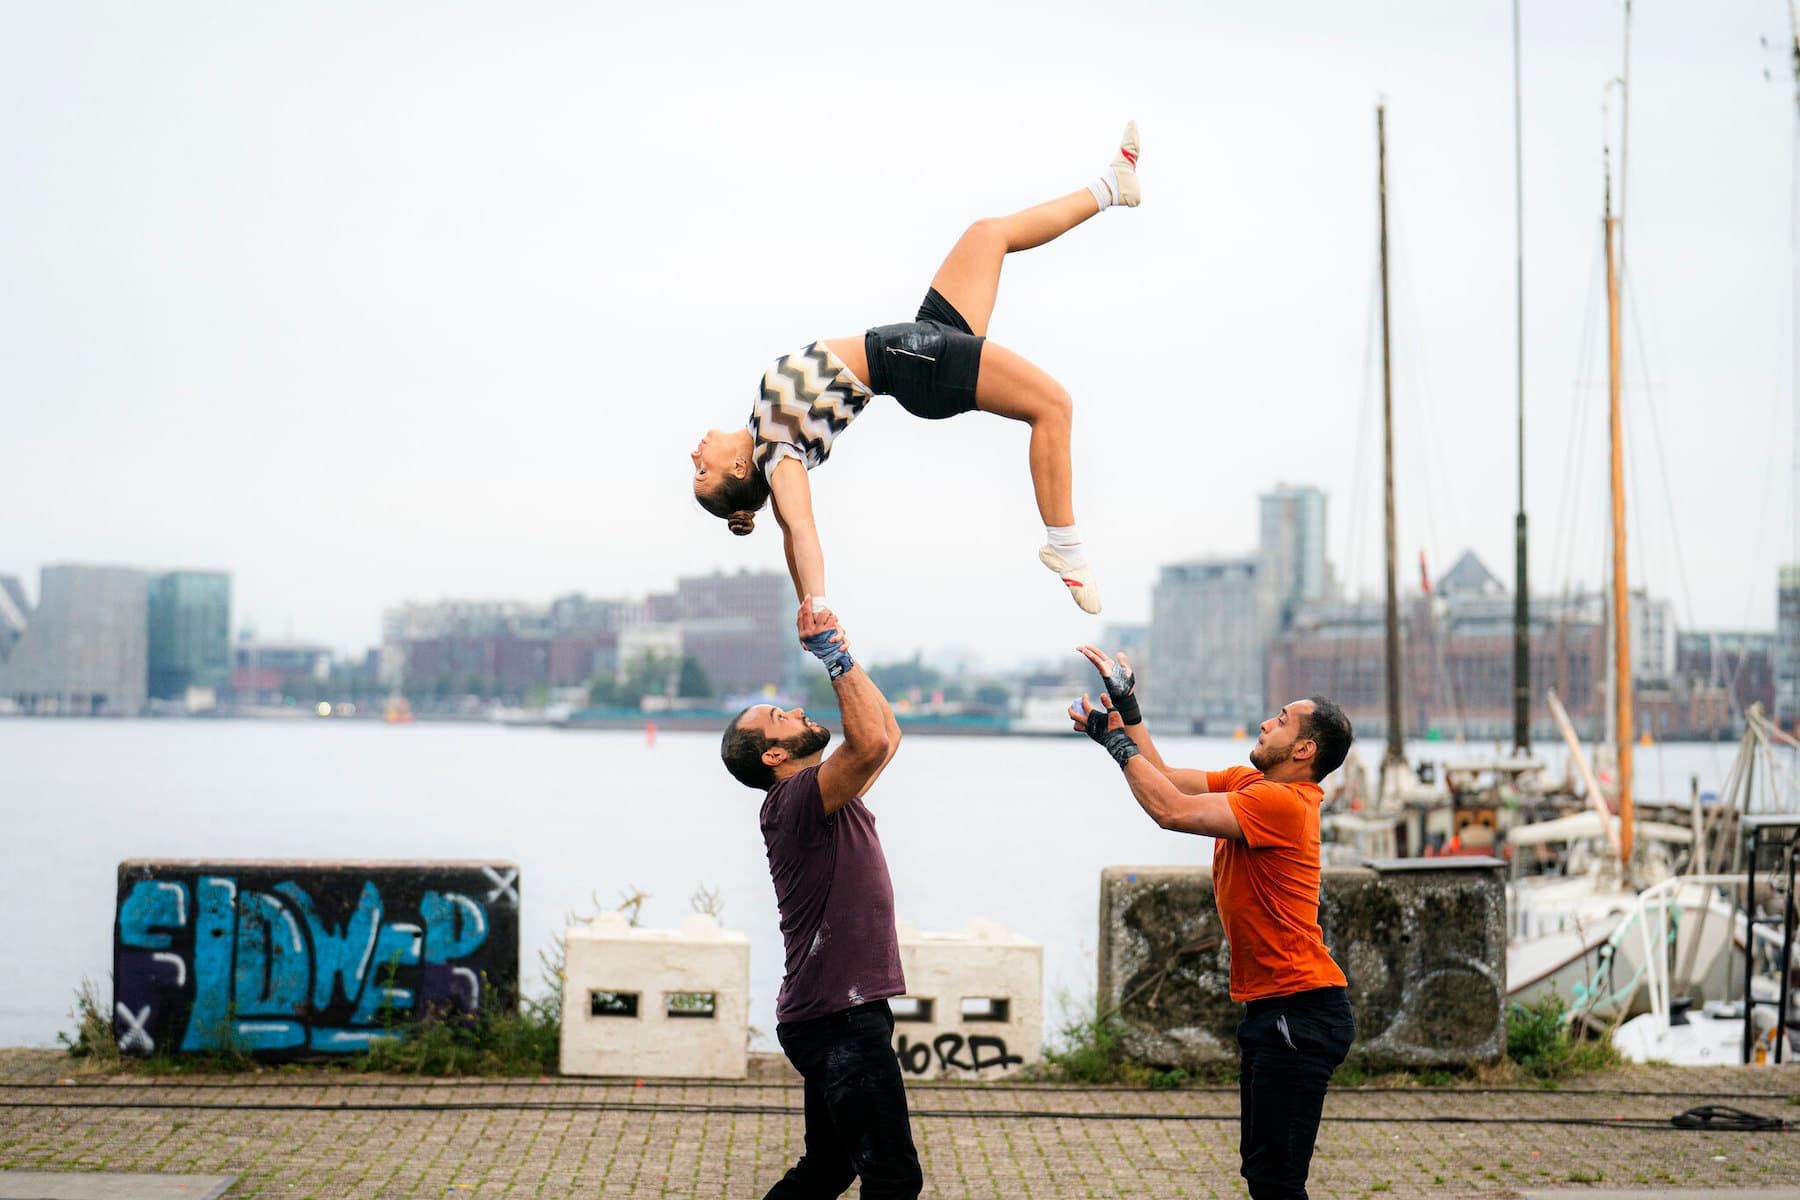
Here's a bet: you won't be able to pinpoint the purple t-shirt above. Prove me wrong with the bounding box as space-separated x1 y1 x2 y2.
760 764 905 1024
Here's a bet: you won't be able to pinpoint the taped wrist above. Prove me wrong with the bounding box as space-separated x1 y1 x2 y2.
801 630 854 680
1101 662 1141 725
1101 728 1140 768
1082 706 1140 766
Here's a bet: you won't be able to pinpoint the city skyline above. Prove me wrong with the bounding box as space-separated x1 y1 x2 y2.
2 3 1797 668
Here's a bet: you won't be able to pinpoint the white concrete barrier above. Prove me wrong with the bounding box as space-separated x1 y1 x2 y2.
891 918 1042 1080
560 912 750 1079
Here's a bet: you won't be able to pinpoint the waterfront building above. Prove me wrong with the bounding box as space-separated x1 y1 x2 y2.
1259 484 1330 629
383 594 630 699
1266 551 1608 741
671 569 797 697
146 571 231 704
1148 556 1273 730
0 565 148 715
232 638 333 705
1674 631 1775 726
1779 566 1800 730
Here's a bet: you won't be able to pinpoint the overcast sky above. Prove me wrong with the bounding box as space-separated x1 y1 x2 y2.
3 1 1795 669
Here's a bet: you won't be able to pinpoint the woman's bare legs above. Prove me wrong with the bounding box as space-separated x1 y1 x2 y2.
922 122 1138 614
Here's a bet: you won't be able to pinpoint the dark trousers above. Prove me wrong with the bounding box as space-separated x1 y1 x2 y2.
766 1000 922 1200
1236 985 1355 1200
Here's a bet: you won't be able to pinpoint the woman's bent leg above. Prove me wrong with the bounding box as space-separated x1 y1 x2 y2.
928 192 1101 339
976 341 1101 613
927 118 1138 337
972 341 1074 527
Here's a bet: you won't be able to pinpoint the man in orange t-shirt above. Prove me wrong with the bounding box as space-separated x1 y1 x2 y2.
1071 645 1355 1200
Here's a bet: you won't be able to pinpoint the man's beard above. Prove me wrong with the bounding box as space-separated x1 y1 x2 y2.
1249 739 1291 772
779 722 831 760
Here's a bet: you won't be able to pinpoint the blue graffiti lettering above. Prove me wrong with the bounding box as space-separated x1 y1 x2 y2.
233 892 308 1018
123 869 512 1057
118 881 189 950
180 877 238 1051
351 922 422 1025
421 891 488 964
275 880 381 1010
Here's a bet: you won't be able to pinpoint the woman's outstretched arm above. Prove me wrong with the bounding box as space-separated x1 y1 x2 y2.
767 458 826 602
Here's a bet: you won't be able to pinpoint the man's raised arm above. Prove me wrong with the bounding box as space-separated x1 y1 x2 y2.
799 597 892 815
1068 694 1244 840
1075 645 1215 795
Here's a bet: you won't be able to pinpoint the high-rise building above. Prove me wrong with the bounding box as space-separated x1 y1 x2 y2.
146 571 231 702
1147 556 1273 729
1629 590 1676 685
1259 484 1328 629
1779 566 1800 729
0 565 147 714
0 574 28 662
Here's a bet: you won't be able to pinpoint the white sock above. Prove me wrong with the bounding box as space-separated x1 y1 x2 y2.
1086 170 1118 211
1046 525 1088 568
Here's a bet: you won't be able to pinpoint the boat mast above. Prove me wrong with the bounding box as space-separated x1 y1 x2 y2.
1378 104 1405 767
1605 147 1635 864
1511 0 1531 754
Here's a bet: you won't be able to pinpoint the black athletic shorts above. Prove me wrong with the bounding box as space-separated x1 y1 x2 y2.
863 288 985 420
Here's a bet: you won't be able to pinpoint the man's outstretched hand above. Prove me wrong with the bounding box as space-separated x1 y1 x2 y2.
1076 645 1141 725
1069 693 1138 767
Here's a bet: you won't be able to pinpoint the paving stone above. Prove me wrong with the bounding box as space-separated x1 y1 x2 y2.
2 1052 1797 1197
0 1171 234 1200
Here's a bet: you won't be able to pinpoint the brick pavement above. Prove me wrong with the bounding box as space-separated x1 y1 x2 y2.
1 1050 1797 1198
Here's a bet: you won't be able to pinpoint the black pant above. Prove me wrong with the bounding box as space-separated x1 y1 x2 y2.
1236 986 1355 1200
766 1000 922 1200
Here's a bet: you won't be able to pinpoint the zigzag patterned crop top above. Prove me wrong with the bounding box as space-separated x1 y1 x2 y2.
748 341 875 478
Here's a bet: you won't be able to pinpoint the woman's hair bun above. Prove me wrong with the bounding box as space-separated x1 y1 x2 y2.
726 510 757 536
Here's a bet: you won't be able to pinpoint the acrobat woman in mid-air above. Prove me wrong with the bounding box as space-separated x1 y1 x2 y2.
691 123 1141 615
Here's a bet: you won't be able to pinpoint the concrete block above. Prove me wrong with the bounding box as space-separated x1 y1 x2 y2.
560 912 750 1079
113 859 519 1059
1098 859 1506 1070
891 918 1041 1079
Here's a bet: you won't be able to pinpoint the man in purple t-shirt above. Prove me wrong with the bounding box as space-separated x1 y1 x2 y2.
719 597 920 1200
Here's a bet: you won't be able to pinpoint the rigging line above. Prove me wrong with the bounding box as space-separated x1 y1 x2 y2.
1621 278 1696 636
1551 232 1606 594
1384 207 1463 586
1550 235 1608 605
1343 248 1384 611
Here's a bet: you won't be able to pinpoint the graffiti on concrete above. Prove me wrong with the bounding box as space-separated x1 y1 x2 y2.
113 861 519 1057
893 1031 1024 1075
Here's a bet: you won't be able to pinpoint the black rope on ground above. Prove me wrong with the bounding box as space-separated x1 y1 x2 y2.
0 1098 1791 1131
1671 1103 1792 1132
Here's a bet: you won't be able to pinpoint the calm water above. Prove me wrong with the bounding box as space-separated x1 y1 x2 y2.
0 718 1748 1049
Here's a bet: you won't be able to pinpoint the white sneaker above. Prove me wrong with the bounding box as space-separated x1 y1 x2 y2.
1040 545 1103 614
1112 120 1141 207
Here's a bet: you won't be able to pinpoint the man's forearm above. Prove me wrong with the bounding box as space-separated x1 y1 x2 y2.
829 663 889 754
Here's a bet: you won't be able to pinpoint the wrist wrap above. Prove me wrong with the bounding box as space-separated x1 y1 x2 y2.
1101 728 1140 768
801 630 854 680
1081 703 1140 767
1100 661 1142 725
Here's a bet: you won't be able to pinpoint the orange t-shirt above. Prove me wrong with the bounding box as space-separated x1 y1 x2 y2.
1208 765 1347 1002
